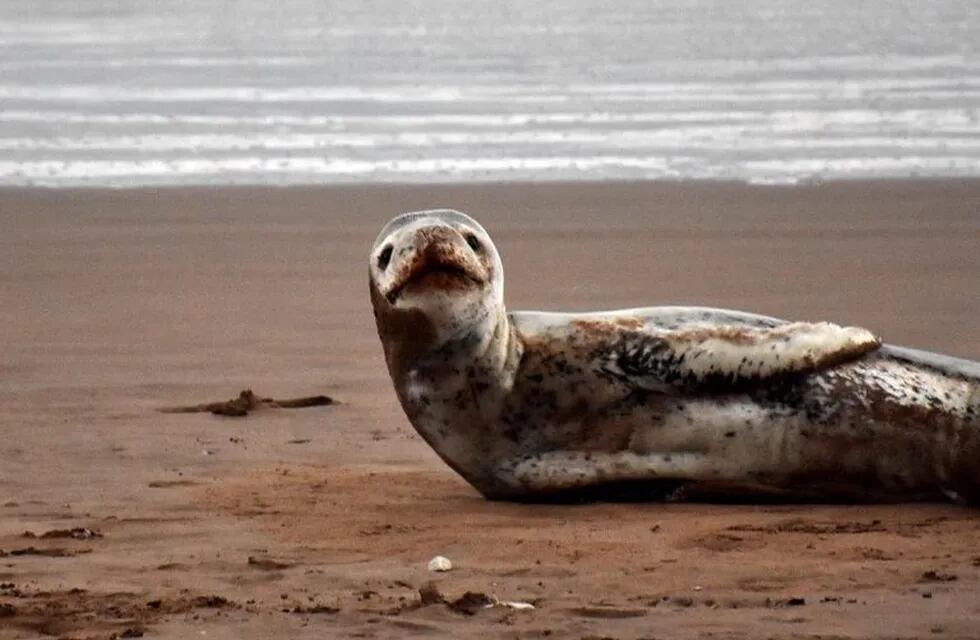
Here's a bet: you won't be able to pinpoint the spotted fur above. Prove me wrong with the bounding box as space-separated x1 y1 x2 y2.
371 210 980 503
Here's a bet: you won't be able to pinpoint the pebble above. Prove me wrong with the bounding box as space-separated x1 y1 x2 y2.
427 555 453 572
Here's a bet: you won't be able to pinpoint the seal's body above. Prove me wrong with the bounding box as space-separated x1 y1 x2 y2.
370 210 980 502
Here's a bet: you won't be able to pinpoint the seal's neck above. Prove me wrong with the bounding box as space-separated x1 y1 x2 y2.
409 304 520 395
390 305 522 495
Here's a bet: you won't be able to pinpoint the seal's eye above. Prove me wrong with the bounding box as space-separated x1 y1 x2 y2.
465 233 481 252
377 244 393 270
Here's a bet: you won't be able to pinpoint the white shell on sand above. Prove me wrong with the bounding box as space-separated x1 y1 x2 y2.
427 555 453 572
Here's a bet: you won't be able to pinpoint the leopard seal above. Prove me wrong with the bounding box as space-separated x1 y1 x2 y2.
369 209 980 503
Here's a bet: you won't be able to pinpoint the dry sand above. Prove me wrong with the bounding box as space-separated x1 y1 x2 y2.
1 180 979 639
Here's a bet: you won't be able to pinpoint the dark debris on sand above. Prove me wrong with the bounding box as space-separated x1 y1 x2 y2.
0 586 237 638
414 582 497 616
920 570 958 583
0 546 90 558
159 389 333 417
22 527 102 540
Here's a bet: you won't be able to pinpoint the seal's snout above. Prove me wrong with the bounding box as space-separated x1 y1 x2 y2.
382 223 488 304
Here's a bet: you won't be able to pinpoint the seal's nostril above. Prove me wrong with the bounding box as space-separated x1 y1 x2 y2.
377 244 393 270
465 233 481 252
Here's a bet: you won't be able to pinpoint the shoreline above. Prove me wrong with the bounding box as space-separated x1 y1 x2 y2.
4 174 980 192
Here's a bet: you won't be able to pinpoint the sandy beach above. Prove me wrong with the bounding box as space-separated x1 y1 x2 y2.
1 179 979 639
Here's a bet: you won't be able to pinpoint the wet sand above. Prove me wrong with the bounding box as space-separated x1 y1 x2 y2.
1 180 979 639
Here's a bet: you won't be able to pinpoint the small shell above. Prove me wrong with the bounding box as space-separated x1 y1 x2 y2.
427 555 453 572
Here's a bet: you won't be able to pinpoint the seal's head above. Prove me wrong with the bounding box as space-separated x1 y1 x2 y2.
370 209 503 374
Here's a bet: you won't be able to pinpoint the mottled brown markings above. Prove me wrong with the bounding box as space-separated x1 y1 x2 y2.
370 279 438 381
512 321 979 500
809 342 881 370
675 326 764 346
572 317 644 334
564 320 858 395
853 361 980 499
371 211 980 503
501 330 659 455
384 226 489 303
675 325 879 372
571 320 624 339
746 356 979 499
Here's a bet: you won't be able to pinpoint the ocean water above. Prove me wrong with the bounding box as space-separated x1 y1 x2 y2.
1 0 978 186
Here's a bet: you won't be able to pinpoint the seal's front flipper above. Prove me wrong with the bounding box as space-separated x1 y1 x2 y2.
665 321 881 379
604 322 881 392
